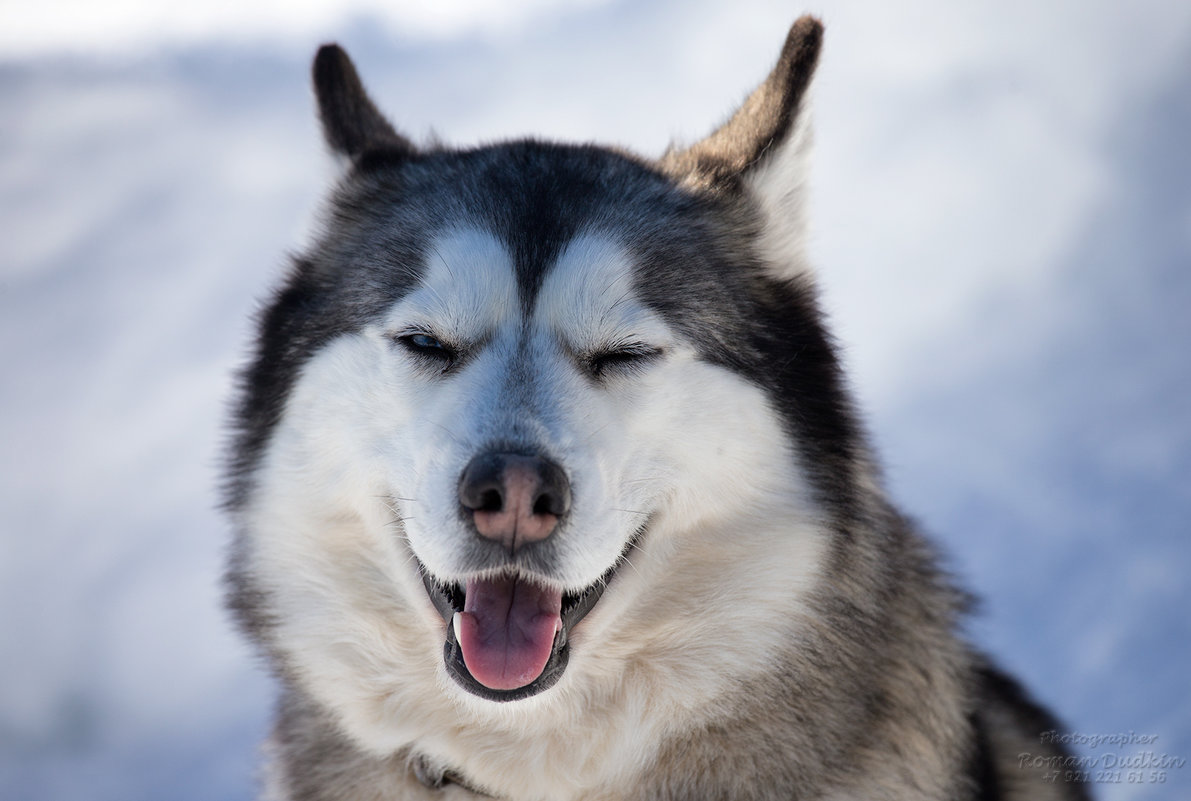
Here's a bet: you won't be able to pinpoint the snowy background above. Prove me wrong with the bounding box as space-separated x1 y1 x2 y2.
1 1 1188 799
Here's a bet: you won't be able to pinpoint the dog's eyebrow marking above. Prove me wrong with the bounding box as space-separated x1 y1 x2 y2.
534 233 668 352
400 227 518 339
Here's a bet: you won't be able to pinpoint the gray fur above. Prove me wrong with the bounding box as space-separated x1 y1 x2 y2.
226 16 1089 801
660 15 821 188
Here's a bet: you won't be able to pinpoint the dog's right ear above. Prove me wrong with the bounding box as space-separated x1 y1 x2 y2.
313 44 415 159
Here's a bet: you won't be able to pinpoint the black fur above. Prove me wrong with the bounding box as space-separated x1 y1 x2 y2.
313 44 414 158
967 710 1003 801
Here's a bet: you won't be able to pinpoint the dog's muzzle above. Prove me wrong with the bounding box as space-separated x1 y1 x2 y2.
412 450 646 701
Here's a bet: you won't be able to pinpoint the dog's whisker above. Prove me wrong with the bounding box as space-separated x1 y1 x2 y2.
377 494 421 504
583 420 614 443
617 551 644 581
426 419 463 444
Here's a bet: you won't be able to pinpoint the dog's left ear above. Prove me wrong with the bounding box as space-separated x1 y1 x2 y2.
661 16 823 279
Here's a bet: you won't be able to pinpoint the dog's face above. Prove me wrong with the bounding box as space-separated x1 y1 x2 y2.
229 18 849 750
255 144 815 701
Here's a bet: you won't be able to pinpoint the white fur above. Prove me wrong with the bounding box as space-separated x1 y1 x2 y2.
242 228 831 800
745 101 816 282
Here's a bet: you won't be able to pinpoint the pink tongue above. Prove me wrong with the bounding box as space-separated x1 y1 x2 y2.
457 575 563 691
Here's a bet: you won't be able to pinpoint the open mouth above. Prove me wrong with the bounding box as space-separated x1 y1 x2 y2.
419 530 643 702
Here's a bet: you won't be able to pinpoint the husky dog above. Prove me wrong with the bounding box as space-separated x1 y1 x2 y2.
226 16 1089 801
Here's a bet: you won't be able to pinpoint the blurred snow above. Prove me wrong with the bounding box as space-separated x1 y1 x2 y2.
1 1 1188 799
0 0 615 59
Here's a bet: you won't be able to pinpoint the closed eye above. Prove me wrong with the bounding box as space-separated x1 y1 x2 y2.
587 343 663 378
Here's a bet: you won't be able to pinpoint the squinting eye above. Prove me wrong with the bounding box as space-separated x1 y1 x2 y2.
397 332 456 365
406 333 445 352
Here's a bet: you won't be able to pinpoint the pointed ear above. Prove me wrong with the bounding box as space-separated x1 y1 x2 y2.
312 44 415 159
661 17 823 278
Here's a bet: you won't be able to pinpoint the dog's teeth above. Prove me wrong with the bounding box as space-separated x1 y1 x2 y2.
452 611 462 644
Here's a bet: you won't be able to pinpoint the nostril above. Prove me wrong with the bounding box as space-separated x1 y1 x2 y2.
458 452 507 514
478 488 503 513
532 490 564 518
533 459 571 520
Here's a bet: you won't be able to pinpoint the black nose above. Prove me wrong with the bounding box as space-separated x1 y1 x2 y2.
458 452 570 552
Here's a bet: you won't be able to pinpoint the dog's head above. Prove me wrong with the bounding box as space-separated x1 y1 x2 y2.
229 16 860 731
